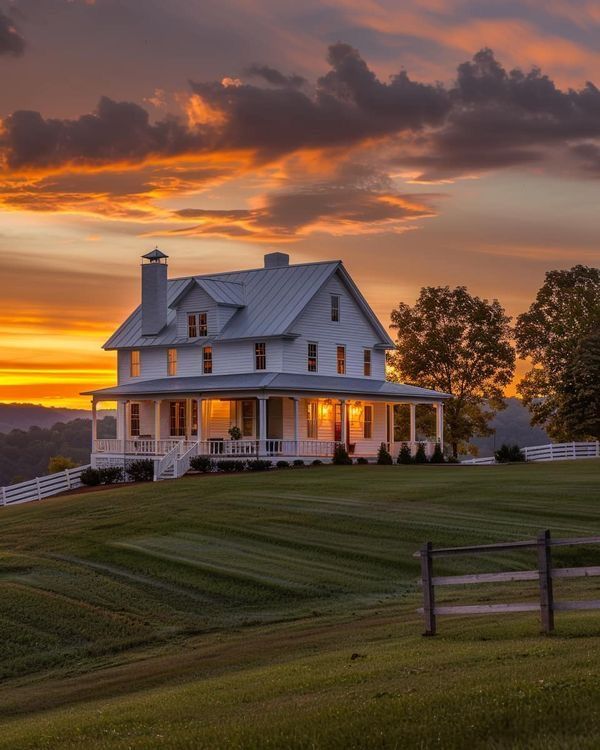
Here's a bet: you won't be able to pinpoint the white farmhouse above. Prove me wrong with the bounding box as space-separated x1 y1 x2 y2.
86 250 450 478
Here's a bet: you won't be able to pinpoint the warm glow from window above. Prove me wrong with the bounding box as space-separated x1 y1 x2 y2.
130 350 140 377
167 348 177 376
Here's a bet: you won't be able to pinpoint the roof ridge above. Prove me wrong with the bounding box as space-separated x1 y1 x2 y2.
168 259 341 283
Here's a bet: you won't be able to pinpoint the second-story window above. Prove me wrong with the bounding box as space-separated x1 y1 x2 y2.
363 349 371 376
203 345 212 374
331 294 340 322
255 342 266 370
337 345 346 375
130 403 140 436
167 348 177 376
188 311 208 338
307 342 318 372
130 350 140 378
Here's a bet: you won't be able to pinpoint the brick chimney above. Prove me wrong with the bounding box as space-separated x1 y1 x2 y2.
141 248 168 336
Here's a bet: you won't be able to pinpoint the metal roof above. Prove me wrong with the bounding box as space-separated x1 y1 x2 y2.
103 261 394 350
83 372 451 401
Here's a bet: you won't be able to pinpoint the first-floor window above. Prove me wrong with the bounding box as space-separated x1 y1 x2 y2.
255 342 266 370
130 350 140 377
167 348 177 376
336 345 346 375
130 403 140 436
170 401 186 436
307 342 318 372
203 346 213 374
363 404 373 439
241 400 255 436
363 349 371 377
307 400 318 439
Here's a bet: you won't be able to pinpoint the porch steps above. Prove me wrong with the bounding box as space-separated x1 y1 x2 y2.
158 465 176 481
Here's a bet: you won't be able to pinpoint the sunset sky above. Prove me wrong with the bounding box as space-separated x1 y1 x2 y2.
1 0 599 408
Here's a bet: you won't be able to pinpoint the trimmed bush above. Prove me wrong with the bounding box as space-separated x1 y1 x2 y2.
216 460 240 473
333 444 352 465
80 467 101 486
276 460 290 469
48 455 77 474
246 459 272 472
311 459 323 466
397 443 413 465
414 443 428 464
190 456 214 473
376 443 393 465
429 443 445 464
495 444 525 463
98 466 124 485
126 459 154 482
293 459 305 467
355 457 369 464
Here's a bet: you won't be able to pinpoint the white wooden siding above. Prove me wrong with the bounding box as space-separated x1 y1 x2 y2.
284 273 386 378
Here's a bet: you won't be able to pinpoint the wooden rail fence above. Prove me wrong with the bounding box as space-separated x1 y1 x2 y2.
416 530 600 635
0 465 90 507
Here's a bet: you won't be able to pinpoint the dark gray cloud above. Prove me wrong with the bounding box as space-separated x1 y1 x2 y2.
245 64 305 89
0 9 25 56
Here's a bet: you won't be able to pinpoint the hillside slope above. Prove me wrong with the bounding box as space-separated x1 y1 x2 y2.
0 462 599 748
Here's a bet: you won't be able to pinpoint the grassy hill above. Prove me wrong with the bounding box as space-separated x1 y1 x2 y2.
1 462 599 748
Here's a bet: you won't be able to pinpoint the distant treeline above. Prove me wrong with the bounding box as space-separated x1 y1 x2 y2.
0 417 115 486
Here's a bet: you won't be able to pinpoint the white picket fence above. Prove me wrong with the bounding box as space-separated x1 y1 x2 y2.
0 465 91 507
462 441 600 465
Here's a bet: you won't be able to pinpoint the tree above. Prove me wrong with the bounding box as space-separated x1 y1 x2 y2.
560 329 600 440
48 455 77 473
376 442 393 465
389 286 515 458
515 266 600 439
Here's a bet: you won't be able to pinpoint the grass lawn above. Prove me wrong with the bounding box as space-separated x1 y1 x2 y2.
0 460 599 748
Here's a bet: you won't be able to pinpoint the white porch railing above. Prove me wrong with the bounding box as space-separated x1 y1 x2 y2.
1 465 91 507
176 441 200 477
94 439 197 455
196 439 339 458
462 441 600 465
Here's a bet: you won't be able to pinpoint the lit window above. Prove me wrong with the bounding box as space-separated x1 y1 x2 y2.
130 350 140 378
188 311 208 338
307 400 318 439
363 404 373 439
130 403 140 436
203 346 212 374
307 342 318 372
255 342 266 370
167 348 177 376
363 349 371 377
331 295 340 322
242 400 254 436
169 401 186 436
336 345 346 375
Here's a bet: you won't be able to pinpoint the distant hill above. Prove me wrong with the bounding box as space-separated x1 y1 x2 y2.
0 403 115 433
469 398 550 457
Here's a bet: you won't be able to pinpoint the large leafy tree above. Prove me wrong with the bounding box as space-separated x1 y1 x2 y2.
556 329 600 440
515 265 600 439
388 286 515 457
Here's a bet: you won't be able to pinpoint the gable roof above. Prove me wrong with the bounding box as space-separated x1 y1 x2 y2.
103 260 394 350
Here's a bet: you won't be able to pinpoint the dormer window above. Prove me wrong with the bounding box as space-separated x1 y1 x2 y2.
188 311 208 338
130 350 140 377
331 295 340 322
255 342 267 370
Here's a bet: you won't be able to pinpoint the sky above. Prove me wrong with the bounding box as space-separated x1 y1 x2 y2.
0 0 599 408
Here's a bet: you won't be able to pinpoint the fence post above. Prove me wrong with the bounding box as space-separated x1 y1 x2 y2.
65 468 71 490
1 486 5 506
537 529 554 634
35 477 41 501
420 541 436 636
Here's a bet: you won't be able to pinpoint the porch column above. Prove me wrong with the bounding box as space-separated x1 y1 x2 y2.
196 398 203 443
435 402 444 451
91 399 98 444
185 398 192 441
387 403 394 446
292 397 299 451
154 400 161 449
122 400 129 453
340 399 347 447
258 396 268 455
409 403 416 444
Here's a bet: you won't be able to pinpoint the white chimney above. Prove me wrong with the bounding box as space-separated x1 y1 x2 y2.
264 252 289 268
141 248 168 336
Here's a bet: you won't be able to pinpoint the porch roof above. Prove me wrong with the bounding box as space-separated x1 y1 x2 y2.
84 373 451 402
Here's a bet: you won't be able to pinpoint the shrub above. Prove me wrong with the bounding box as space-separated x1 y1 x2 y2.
446 455 460 464
48 455 77 474
414 443 428 464
311 459 323 466
333 444 352 465
397 443 413 465
495 444 525 463
216 460 240 473
190 455 214 473
276 460 290 469
430 443 445 464
246 459 272 472
355 456 369 464
126 459 154 482
293 459 305 467
228 425 242 440
98 466 124 484
80 467 101 486
376 442 393 465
